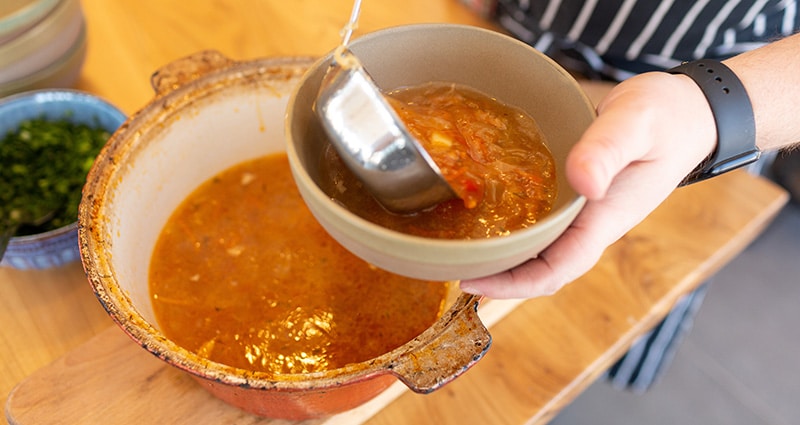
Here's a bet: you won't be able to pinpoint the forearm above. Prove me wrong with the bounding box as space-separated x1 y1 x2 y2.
724 32 800 152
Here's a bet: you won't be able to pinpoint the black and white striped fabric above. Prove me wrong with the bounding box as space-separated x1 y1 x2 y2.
460 0 799 392
470 0 799 80
605 282 710 393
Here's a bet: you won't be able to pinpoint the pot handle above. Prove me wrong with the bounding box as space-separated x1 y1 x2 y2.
389 294 491 394
150 50 235 95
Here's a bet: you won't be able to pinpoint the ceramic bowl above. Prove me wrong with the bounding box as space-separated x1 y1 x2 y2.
0 0 58 43
0 89 125 269
79 51 491 420
286 24 595 281
0 0 86 97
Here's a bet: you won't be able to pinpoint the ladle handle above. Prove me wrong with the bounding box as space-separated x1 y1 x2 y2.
389 294 491 393
340 0 363 46
150 50 234 95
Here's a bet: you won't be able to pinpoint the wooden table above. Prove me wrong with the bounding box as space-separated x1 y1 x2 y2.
1 1 790 424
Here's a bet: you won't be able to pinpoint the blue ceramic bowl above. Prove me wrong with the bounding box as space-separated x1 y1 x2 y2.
0 89 126 269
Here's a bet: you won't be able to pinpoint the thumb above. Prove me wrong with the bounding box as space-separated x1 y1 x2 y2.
566 94 657 200
567 72 717 200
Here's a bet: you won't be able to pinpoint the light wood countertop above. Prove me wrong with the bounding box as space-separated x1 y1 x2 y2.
2 1 790 424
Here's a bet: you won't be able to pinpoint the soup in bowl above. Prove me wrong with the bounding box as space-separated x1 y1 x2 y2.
286 24 595 281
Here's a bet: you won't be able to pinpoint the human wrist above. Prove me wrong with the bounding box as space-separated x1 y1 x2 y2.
664 72 718 180
667 60 760 185
721 33 800 153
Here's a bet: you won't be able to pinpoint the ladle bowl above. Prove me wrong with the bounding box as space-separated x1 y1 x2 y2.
315 47 455 213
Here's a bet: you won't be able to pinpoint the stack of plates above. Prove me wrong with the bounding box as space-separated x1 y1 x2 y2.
0 0 86 97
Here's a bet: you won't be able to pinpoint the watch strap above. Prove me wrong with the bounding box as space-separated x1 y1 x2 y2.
667 59 760 186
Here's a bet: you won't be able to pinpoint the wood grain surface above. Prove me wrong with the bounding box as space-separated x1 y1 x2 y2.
5 169 788 425
5 299 526 425
1 1 493 416
1 1 790 424
75 0 496 115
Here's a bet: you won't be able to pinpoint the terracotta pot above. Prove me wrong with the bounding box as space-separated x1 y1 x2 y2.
79 50 491 420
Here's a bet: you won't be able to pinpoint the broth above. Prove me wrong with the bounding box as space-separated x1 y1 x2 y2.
149 154 449 375
319 82 557 239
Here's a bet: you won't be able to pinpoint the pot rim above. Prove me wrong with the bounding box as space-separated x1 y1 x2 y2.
79 52 488 392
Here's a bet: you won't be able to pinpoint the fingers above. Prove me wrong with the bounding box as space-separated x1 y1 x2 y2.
459 192 617 298
459 73 716 299
459 222 604 298
567 72 716 200
461 158 679 299
566 85 658 200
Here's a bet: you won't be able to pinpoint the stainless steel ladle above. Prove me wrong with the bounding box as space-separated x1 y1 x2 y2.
314 0 455 214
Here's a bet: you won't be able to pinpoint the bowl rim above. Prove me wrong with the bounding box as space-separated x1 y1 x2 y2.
285 23 592 265
6 220 77 244
0 86 125 119
0 0 84 83
0 0 61 42
0 19 85 95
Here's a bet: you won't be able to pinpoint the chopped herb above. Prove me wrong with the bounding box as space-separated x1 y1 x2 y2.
1 117 111 236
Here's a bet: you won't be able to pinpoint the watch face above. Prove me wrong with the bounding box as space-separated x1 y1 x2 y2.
680 150 761 186
708 150 762 176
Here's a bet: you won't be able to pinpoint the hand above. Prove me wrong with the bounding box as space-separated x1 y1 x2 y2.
460 71 717 299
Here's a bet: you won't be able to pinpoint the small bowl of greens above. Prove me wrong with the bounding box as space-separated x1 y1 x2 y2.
0 89 125 269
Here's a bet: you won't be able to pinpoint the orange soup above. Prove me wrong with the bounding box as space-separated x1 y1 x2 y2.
149 154 449 375
319 82 557 239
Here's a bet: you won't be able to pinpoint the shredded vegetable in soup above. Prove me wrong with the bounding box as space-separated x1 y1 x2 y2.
319 82 557 239
149 154 449 375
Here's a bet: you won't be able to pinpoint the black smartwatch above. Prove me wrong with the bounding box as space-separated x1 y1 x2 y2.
667 59 761 186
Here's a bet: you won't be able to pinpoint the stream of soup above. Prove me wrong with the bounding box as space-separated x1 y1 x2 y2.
149 154 449 375
320 82 557 239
